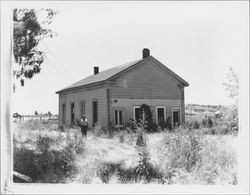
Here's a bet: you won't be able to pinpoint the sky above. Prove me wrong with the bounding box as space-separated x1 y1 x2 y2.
3 1 249 115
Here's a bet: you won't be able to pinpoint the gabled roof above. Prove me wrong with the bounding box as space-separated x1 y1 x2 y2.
56 56 189 94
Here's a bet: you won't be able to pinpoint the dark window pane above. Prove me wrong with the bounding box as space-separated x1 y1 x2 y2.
135 108 141 122
119 110 122 125
71 103 75 124
92 101 98 125
62 104 66 124
157 108 165 127
115 110 118 125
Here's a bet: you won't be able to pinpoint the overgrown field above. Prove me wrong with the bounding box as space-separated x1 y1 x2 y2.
13 118 237 184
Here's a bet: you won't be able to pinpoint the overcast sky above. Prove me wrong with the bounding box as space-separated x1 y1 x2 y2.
5 1 249 115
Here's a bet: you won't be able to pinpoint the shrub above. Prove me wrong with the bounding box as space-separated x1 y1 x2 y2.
119 134 124 143
208 117 214 128
13 133 84 183
140 104 156 132
193 120 200 129
159 132 202 173
157 130 237 184
134 131 163 183
36 134 53 152
98 130 164 184
127 119 139 131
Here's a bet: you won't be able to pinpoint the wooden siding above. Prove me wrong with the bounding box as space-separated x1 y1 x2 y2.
181 87 185 124
110 59 183 100
58 87 108 127
110 98 182 126
58 58 187 128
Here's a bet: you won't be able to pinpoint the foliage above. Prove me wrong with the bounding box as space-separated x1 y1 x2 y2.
98 131 164 184
14 134 80 183
223 67 239 105
157 131 237 184
13 120 237 184
127 119 140 131
126 104 158 133
13 9 57 88
134 132 163 183
140 104 156 132
222 67 239 132
160 132 202 173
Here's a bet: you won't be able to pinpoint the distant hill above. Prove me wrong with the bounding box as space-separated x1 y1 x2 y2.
185 104 230 113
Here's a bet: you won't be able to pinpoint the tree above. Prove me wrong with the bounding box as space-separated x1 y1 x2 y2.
140 104 157 132
34 111 38 115
223 66 239 131
223 66 239 106
13 9 57 90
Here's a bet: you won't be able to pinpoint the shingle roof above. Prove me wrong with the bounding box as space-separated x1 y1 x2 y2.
57 59 143 93
56 56 189 94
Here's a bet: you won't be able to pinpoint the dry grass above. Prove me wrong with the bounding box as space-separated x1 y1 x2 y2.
13 120 237 184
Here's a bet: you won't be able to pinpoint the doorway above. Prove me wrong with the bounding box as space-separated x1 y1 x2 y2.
156 106 166 127
172 108 180 127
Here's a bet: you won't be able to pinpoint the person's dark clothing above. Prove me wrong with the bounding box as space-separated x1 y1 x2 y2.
79 119 88 137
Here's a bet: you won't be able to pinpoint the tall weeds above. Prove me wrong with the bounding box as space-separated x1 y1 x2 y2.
14 129 86 183
157 131 237 184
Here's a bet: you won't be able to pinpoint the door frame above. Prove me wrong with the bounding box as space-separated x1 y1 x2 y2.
155 106 166 125
172 107 181 127
133 106 141 121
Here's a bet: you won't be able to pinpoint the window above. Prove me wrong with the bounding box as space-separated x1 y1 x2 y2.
80 100 85 117
114 109 123 126
92 101 98 125
133 106 141 122
62 104 66 124
71 103 75 124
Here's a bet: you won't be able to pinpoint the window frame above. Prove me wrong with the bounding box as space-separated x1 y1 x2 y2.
133 106 141 122
80 100 85 117
172 107 182 127
155 106 166 125
114 109 123 126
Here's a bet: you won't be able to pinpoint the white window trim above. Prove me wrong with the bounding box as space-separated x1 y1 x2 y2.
172 107 182 127
114 109 123 126
80 100 85 116
155 106 166 125
133 106 141 121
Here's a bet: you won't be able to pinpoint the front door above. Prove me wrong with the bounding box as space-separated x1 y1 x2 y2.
157 107 165 127
173 109 180 127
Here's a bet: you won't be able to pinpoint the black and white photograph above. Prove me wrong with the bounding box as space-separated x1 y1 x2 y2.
1 1 249 194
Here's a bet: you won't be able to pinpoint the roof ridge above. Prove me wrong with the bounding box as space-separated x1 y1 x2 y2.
57 58 143 93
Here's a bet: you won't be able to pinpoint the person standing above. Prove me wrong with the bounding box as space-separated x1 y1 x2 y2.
79 115 88 137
